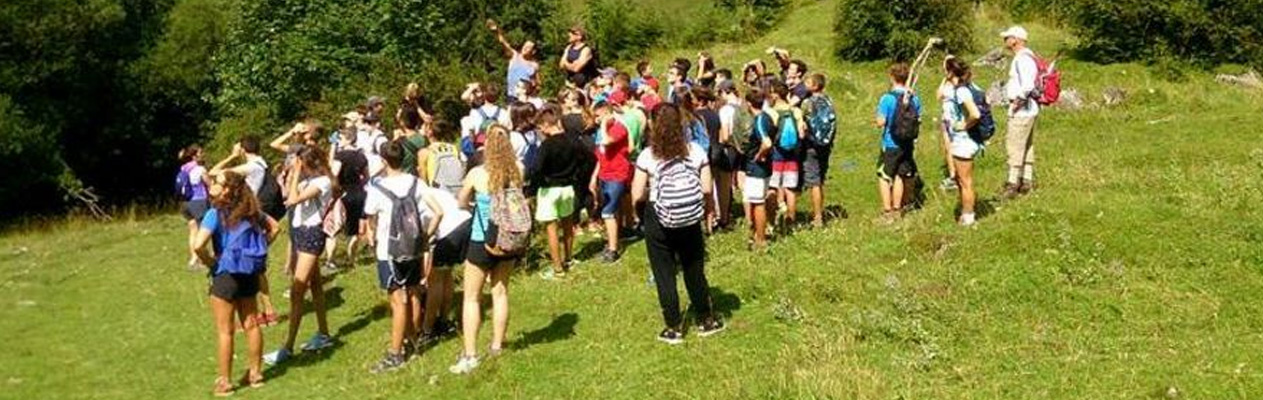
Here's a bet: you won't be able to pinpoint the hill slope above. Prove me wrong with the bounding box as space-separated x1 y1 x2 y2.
3 1 1262 398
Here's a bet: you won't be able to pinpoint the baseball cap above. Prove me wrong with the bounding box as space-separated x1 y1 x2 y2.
599 67 618 79
366 95 385 108
342 111 360 121
1000 26 1028 41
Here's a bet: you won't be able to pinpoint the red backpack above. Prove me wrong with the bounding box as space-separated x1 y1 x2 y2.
1029 53 1061 106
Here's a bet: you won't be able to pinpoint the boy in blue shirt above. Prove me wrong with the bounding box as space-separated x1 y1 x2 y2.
874 63 922 222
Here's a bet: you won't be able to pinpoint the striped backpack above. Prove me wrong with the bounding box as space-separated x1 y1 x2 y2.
652 157 704 228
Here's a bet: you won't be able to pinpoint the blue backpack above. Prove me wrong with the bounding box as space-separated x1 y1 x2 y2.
774 109 800 152
956 83 996 143
806 95 837 146
174 163 195 200
688 119 710 152
215 214 269 275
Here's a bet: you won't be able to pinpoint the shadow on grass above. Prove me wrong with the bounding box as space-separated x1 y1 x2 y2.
572 239 608 261
264 303 388 381
509 312 579 351
708 287 742 319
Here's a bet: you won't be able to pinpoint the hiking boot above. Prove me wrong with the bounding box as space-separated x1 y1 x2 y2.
696 317 726 337
370 351 406 374
657 328 685 345
600 249 620 264
1000 183 1021 200
1018 181 1035 195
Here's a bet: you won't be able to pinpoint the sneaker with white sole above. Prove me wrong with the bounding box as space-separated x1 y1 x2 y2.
448 354 480 374
263 348 292 366
696 317 726 337
370 351 406 374
657 328 685 345
300 333 335 352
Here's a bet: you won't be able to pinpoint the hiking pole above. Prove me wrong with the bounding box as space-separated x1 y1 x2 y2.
909 37 945 90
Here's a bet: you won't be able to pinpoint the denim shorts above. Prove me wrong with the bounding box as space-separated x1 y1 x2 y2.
599 179 627 219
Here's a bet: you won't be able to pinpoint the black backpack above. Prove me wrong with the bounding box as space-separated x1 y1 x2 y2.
253 160 286 221
890 90 921 143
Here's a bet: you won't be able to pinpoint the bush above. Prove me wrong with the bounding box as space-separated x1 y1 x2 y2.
583 0 665 64
1065 0 1263 68
834 0 975 62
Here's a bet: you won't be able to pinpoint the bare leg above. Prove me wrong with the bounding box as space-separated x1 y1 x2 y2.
461 262 489 357
236 298 263 381
388 288 408 354
211 295 236 383
546 221 564 273
187 220 200 266
809 186 824 226
785 189 799 225
257 273 275 316
879 179 894 212
893 177 905 213
603 218 618 253
488 261 513 351
955 158 975 216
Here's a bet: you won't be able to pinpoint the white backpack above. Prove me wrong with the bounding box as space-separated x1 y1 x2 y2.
652 158 704 228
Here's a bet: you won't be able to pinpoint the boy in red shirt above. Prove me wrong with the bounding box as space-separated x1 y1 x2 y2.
590 93 632 263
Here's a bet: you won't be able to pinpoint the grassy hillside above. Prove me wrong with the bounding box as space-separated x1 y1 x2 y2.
3 0 1263 398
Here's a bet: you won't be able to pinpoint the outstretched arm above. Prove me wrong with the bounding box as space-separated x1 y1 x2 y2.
495 28 517 59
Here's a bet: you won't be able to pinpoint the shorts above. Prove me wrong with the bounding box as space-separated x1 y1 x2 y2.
432 219 471 268
209 273 261 301
949 131 982 160
290 225 327 255
769 161 799 189
465 241 519 270
376 259 421 291
599 180 627 219
802 146 831 188
182 199 210 222
877 146 917 181
339 189 366 236
535 186 576 222
742 176 769 204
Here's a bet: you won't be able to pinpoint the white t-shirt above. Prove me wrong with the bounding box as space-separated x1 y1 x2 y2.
461 104 512 139
363 174 425 261
1006 48 1041 118
719 103 738 143
356 128 388 176
634 143 709 203
243 155 267 195
291 175 332 228
419 185 471 240
510 130 538 167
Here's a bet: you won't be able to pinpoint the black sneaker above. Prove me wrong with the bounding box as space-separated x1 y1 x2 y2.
370 351 406 374
600 249 620 264
696 317 726 337
657 328 685 345
434 318 457 336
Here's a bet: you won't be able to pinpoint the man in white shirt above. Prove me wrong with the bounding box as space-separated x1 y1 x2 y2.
1001 26 1040 198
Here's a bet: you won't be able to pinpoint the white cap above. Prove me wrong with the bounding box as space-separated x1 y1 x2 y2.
1000 26 1029 41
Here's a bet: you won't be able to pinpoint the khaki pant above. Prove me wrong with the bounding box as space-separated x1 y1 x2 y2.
1006 116 1037 169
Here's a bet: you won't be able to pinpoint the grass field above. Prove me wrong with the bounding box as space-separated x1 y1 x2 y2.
4 1 1263 398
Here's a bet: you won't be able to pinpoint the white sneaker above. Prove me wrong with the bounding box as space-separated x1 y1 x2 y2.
960 213 977 227
448 355 480 374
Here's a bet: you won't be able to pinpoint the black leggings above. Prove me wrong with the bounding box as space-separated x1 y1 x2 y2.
643 204 714 329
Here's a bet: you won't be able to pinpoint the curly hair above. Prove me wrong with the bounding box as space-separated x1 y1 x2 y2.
482 124 523 190
211 171 266 229
649 104 690 161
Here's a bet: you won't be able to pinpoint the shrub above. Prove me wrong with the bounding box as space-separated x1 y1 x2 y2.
582 0 665 64
1065 0 1263 68
834 0 975 62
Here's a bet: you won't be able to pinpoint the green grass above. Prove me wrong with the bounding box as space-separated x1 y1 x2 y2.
4 1 1263 398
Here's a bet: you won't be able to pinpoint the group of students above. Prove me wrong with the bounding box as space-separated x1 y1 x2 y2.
171 20 1052 396
873 25 1052 226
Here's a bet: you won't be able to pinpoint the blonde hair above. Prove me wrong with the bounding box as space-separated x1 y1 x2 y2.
404 82 420 101
482 124 522 191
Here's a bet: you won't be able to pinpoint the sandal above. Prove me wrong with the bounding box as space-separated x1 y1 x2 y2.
238 371 265 389
212 376 234 397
